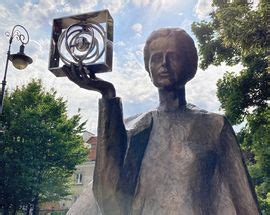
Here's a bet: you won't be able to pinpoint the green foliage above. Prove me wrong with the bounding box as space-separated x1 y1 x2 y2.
0 79 88 212
238 107 270 213
192 0 269 213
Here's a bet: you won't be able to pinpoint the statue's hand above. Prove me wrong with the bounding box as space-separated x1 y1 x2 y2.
63 64 116 99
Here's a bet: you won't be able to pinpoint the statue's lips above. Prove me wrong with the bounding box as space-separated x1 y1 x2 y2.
159 71 170 77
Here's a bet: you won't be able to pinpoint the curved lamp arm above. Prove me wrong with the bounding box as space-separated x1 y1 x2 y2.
6 24 30 45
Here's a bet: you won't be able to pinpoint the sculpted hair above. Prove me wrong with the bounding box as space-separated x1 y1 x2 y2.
143 28 198 83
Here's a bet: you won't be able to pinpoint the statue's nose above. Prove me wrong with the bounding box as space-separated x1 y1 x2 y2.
161 54 168 66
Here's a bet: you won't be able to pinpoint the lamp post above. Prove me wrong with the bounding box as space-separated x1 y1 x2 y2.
0 25 33 114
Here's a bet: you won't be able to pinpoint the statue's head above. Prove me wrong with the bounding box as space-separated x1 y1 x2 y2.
144 28 198 89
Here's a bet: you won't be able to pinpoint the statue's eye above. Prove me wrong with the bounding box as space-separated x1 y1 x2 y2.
151 53 163 62
167 53 178 62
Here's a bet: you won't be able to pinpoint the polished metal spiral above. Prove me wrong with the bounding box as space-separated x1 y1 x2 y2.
57 22 105 66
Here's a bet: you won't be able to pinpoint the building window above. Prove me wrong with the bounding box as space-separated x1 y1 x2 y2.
75 173 83 184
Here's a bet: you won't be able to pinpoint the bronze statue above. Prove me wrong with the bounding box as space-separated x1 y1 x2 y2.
66 28 260 215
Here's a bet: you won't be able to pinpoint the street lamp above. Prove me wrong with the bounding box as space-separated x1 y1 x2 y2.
0 25 33 114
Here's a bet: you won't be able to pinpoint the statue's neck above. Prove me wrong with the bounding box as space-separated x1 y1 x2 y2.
158 86 186 112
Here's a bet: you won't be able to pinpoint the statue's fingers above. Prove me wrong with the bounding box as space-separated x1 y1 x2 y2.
63 65 90 89
71 64 85 80
63 65 78 82
81 67 96 80
79 67 91 80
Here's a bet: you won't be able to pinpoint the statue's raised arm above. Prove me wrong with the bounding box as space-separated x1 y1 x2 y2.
63 63 129 214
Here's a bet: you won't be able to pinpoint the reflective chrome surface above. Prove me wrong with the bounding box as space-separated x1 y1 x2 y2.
49 10 113 77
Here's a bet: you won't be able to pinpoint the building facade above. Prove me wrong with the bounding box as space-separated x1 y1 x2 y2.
40 131 97 214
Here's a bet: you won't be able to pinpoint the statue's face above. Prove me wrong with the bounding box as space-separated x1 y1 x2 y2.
148 36 186 89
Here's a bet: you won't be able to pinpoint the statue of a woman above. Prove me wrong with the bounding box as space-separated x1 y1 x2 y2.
66 28 260 215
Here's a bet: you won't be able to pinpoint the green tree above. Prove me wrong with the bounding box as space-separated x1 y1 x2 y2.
192 0 269 213
0 79 88 214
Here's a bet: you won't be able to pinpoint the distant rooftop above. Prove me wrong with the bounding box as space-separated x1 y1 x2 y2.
82 131 95 142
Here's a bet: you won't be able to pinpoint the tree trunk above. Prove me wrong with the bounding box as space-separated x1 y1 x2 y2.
32 195 39 215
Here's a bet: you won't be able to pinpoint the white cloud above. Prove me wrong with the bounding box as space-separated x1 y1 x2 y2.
253 0 260 7
115 41 126 47
20 0 126 29
101 0 125 14
194 0 214 20
22 0 56 26
152 0 178 11
21 0 99 29
132 23 143 36
132 0 178 11
132 0 151 7
252 0 260 10
0 4 11 18
0 5 20 33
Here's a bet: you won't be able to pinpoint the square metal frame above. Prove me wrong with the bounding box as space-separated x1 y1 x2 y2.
48 9 113 77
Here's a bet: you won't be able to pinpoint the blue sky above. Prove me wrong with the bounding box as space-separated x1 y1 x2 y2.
0 0 246 133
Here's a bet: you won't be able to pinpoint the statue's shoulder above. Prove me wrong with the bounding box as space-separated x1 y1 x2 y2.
186 103 227 129
124 109 155 135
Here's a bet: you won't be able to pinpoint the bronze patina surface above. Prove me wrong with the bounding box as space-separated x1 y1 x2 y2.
66 28 260 215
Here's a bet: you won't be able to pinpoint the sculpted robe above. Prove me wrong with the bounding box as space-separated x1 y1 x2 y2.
68 97 260 215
